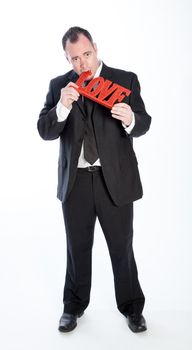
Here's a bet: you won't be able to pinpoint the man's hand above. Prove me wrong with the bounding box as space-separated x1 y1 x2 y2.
111 102 133 127
60 82 80 109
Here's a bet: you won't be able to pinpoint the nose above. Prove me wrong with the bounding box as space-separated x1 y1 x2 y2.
80 57 87 71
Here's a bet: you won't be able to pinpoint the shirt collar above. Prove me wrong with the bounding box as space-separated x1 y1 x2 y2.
94 60 103 78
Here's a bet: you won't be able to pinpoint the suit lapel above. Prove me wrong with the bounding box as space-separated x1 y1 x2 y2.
99 62 113 80
68 70 86 118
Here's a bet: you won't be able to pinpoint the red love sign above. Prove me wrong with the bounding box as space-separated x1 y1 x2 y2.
74 71 131 109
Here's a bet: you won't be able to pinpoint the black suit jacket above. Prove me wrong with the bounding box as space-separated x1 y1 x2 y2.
37 63 151 206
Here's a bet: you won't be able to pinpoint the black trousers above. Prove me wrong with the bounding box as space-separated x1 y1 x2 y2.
62 167 145 316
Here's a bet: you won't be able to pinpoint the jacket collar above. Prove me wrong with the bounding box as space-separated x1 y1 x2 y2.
68 63 113 117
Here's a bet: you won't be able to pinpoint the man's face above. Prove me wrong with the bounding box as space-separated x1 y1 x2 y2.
65 34 100 80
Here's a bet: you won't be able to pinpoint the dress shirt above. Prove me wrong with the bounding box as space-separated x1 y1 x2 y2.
56 61 135 167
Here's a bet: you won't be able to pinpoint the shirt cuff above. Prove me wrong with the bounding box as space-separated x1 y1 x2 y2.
122 112 135 134
56 100 72 122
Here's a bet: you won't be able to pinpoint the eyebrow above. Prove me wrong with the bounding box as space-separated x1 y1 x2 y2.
83 51 92 55
71 56 79 60
71 51 92 60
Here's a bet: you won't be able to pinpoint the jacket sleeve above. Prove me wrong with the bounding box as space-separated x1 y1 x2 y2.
37 80 66 140
129 74 151 137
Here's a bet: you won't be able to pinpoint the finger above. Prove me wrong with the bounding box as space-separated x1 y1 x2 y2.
61 86 79 96
68 86 80 96
111 114 129 126
62 88 80 99
113 102 130 108
67 93 80 101
68 82 79 89
111 109 130 119
111 113 124 121
111 105 130 114
67 83 80 96
68 89 80 98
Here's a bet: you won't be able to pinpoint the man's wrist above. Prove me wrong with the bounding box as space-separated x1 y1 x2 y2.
122 113 135 134
56 100 71 122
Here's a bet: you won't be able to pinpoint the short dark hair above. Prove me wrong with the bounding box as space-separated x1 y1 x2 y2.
62 26 94 51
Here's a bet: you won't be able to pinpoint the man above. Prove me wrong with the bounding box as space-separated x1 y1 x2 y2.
37 26 151 333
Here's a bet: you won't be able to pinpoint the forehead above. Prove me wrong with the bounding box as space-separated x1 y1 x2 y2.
65 34 94 57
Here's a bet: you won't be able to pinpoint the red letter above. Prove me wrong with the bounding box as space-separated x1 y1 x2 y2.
98 80 118 101
75 71 92 87
85 77 105 96
107 86 131 107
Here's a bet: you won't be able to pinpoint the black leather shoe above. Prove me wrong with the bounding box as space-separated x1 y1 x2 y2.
127 314 147 333
58 312 84 333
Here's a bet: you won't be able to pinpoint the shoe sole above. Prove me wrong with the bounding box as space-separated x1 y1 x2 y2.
58 312 84 333
58 323 77 333
128 324 147 333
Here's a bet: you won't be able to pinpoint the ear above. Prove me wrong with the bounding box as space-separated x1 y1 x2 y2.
93 42 97 53
65 54 69 62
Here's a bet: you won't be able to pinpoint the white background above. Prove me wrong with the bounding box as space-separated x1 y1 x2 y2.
0 0 192 349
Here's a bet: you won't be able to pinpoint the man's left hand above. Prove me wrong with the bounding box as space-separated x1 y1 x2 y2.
111 103 133 127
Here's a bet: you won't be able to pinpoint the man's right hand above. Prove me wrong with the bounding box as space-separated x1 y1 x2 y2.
60 82 80 109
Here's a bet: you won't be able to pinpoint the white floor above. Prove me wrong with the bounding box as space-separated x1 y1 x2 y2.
1 305 192 350
1 208 192 350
